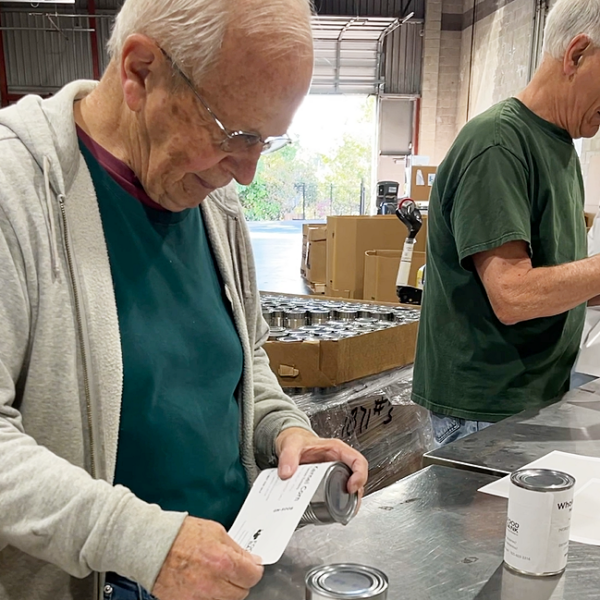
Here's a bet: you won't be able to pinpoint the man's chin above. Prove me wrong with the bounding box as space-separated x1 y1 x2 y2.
161 191 210 212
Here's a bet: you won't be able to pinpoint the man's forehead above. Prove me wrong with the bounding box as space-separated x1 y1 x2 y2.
204 43 312 100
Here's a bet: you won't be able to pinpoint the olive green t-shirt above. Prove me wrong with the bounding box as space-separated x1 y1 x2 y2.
412 98 586 422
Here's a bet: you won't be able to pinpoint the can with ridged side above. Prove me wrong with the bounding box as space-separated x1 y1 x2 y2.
504 469 575 576
299 462 358 527
305 564 388 600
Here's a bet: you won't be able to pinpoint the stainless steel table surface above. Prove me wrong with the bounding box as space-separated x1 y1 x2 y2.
423 386 600 476
248 465 600 600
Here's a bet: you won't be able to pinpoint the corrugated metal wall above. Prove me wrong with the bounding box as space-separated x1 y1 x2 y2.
0 0 423 100
96 11 113 74
316 0 424 18
3 10 95 94
382 21 421 94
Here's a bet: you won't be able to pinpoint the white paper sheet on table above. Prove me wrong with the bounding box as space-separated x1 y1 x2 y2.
478 451 600 545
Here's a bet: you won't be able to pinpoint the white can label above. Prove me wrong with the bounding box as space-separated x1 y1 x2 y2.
504 484 573 575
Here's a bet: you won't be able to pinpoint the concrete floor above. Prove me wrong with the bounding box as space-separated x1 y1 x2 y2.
247 220 323 295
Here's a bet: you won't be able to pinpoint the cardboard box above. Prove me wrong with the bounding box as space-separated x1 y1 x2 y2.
301 224 309 277
408 166 437 201
295 367 434 495
363 250 426 303
264 320 419 388
326 215 428 300
305 226 327 284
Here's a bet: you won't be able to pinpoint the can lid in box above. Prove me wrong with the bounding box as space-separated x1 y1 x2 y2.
305 564 388 600
510 469 575 492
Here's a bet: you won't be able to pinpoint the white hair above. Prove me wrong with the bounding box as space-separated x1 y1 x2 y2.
543 0 600 59
107 0 314 84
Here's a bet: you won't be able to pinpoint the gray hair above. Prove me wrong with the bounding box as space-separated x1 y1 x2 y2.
543 0 600 59
107 0 314 84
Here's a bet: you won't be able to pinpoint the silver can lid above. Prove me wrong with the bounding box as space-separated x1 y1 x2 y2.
510 469 576 492
306 564 388 600
325 463 357 524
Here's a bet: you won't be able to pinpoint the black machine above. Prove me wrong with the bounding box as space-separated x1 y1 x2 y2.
395 198 424 305
375 181 400 215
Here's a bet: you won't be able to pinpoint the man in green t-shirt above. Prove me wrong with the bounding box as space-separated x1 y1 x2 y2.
413 0 600 446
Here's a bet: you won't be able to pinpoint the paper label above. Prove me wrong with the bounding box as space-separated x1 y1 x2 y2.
504 484 572 574
228 462 336 565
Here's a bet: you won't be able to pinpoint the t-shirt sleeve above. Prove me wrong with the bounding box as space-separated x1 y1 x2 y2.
450 145 531 270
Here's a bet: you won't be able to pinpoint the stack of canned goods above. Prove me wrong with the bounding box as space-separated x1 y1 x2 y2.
261 295 420 342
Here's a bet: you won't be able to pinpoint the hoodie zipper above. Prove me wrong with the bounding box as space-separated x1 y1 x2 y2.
58 196 97 479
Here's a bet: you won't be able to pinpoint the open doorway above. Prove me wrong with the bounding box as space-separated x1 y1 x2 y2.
238 94 376 221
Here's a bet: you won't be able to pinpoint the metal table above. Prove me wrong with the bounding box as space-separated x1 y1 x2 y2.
423 386 600 476
249 465 600 600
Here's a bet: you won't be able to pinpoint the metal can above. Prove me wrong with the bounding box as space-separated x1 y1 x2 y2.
262 308 274 325
284 309 307 330
375 309 395 322
308 309 331 325
504 469 575 576
500 563 566 600
299 462 358 527
267 326 287 340
271 309 285 328
335 309 358 322
305 564 388 600
299 325 323 333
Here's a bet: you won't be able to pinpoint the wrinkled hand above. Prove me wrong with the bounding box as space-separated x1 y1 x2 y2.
152 516 263 600
275 427 368 496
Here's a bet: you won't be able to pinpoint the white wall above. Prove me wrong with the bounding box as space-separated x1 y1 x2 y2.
422 0 535 164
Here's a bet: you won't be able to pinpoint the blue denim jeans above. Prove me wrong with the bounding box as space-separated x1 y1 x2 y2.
103 573 156 600
570 371 597 390
430 411 493 448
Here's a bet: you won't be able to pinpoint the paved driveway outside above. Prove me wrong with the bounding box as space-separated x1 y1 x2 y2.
247 220 324 295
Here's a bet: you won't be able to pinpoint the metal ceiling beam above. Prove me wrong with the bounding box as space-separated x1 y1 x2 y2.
88 0 100 79
0 8 8 107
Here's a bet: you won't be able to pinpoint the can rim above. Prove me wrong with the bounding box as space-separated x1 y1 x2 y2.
510 468 576 491
305 563 388 599
324 463 358 525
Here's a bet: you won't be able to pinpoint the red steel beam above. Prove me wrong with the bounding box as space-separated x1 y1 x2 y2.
88 0 101 80
412 97 421 156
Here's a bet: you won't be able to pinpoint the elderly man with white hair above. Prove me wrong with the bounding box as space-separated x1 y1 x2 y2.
0 1 368 599
412 0 600 446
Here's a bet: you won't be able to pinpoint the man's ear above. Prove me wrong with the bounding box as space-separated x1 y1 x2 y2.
120 34 164 112
564 34 592 78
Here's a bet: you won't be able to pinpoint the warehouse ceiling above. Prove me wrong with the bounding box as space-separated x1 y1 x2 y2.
315 0 424 18
16 0 425 17
0 0 423 100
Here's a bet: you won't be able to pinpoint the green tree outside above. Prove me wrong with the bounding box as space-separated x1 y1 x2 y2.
238 96 374 220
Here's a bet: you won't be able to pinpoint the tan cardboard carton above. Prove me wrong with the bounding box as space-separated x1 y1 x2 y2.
408 166 437 201
326 215 427 299
305 225 327 284
363 250 426 303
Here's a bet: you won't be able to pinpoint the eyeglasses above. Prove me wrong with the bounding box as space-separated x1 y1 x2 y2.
160 48 292 155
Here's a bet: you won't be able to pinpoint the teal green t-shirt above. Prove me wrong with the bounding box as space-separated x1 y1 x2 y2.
412 98 586 422
80 142 247 528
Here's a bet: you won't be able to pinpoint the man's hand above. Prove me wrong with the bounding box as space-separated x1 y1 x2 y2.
152 516 263 600
275 427 368 496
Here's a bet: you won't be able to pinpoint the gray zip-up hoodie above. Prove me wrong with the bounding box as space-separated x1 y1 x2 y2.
0 80 312 600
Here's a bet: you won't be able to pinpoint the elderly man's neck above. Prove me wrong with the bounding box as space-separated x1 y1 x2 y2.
74 61 141 169
516 56 579 138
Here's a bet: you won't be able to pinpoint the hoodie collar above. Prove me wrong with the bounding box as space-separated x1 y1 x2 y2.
1 80 98 199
